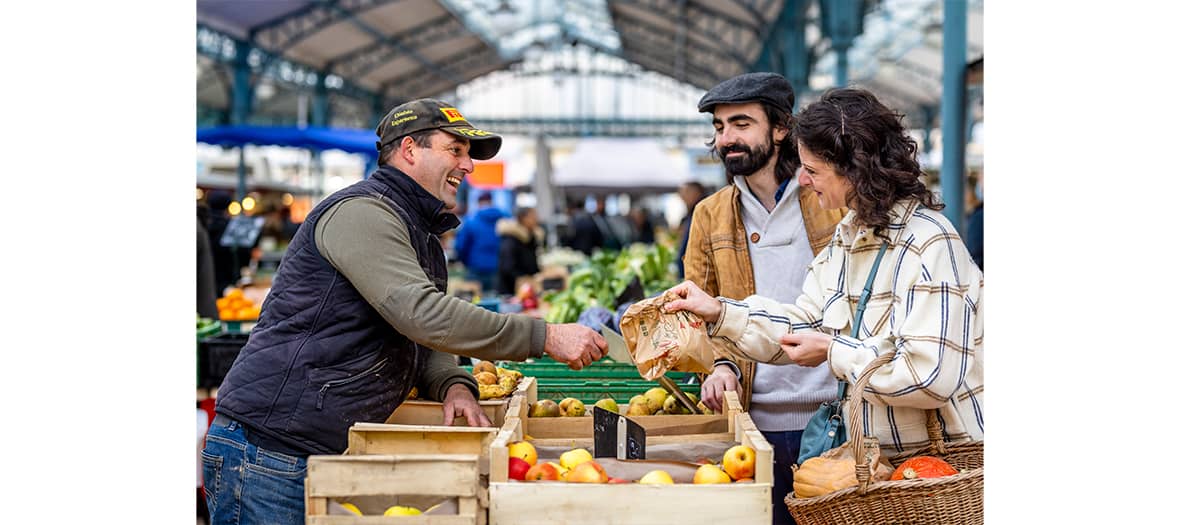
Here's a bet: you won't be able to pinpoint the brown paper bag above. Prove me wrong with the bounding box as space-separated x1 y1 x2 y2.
619 289 714 380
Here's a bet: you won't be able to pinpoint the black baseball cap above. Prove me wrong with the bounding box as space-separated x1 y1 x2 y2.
375 98 503 160
697 72 796 115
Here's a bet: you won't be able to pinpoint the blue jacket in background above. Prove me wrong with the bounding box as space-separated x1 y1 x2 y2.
455 206 509 274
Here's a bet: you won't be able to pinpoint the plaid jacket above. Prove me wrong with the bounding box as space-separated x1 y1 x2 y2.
709 198 984 455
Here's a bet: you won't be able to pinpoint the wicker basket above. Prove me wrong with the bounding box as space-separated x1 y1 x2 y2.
786 350 984 525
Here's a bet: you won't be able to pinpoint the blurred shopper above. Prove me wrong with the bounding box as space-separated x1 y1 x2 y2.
454 192 508 293
568 196 603 254
496 206 543 295
683 72 846 525
629 206 656 244
966 171 984 270
205 190 251 294
666 86 983 472
202 99 607 525
675 181 707 277
197 204 218 319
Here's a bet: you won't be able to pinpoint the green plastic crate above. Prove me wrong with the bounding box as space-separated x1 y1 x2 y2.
496 358 693 382
533 379 700 406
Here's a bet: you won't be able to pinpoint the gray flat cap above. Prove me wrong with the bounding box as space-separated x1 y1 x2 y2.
698 72 796 114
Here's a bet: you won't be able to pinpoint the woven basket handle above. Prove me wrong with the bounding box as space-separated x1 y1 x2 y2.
846 349 947 493
847 349 896 493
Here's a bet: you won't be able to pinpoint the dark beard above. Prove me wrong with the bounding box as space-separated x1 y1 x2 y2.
719 137 775 177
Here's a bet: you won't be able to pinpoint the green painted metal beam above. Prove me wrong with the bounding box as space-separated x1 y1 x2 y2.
940 0 967 231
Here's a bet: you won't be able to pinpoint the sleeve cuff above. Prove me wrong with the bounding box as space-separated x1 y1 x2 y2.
435 375 478 402
710 298 749 342
713 359 742 381
528 317 547 358
827 334 858 382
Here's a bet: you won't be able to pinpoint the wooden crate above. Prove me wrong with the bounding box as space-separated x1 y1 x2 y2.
487 392 775 524
305 453 483 524
304 379 534 524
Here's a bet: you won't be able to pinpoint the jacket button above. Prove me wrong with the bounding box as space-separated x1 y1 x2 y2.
750 232 760 243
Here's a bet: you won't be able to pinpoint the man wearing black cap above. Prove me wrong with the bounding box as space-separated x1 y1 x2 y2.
683 73 846 525
202 98 607 524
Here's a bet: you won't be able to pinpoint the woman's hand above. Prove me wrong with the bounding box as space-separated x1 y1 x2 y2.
779 332 834 367
662 281 722 323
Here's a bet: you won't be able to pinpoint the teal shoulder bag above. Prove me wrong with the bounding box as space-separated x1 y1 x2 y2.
796 241 890 465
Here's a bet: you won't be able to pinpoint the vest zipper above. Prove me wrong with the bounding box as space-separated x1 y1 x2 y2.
316 357 390 410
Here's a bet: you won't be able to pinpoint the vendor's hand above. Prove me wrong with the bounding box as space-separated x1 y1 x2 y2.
442 383 492 427
701 365 741 413
544 324 606 370
779 332 834 367
662 281 722 323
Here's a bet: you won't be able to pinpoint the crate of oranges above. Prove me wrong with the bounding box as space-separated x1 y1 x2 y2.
216 288 262 322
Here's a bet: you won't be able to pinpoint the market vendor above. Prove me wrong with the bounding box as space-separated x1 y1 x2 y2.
202 98 607 525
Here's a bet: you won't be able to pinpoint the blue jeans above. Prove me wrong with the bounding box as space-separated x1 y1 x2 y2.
201 417 307 525
762 430 803 525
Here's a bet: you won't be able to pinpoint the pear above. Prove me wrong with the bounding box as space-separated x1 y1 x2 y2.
593 398 619 414
530 399 561 418
559 397 586 417
643 387 668 413
625 396 651 416
663 395 687 415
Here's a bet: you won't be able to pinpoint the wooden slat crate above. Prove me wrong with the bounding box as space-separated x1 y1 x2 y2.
305 453 482 524
304 377 534 524
487 390 776 524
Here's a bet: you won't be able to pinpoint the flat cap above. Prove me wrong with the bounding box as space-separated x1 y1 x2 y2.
697 72 796 114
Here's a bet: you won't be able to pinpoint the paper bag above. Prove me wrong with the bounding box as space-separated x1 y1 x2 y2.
619 289 714 380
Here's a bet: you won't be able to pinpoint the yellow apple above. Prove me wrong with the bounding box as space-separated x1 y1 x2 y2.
559 448 593 470
722 445 756 480
552 461 570 480
338 502 362 515
638 470 675 485
693 464 733 484
383 505 422 516
507 440 537 466
565 460 609 483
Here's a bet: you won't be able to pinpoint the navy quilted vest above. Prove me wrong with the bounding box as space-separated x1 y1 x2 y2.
216 165 460 455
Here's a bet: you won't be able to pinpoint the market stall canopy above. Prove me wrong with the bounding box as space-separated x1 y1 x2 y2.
197 125 378 159
553 138 689 196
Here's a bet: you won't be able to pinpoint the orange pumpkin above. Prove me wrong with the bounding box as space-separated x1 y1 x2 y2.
890 456 958 481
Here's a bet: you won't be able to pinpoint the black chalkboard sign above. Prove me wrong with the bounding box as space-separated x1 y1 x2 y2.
220 216 265 249
592 406 645 460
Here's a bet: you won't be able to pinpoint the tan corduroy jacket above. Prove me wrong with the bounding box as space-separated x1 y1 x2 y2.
683 182 846 410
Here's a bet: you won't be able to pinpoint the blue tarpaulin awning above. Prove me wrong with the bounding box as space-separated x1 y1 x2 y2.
196 125 378 159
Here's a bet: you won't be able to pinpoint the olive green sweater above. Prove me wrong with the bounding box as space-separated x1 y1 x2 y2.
315 196 546 402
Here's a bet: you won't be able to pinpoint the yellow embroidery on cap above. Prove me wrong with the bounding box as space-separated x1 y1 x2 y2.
453 128 491 137
440 107 465 123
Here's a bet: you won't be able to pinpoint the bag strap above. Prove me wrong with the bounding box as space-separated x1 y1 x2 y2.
835 241 891 400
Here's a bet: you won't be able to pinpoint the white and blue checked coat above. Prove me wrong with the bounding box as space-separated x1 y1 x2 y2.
709 198 984 456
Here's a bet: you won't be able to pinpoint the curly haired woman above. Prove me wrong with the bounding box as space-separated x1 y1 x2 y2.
665 88 983 456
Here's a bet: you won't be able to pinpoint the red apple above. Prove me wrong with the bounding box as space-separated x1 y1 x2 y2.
565 460 609 483
607 477 630 484
524 462 561 481
508 457 531 481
